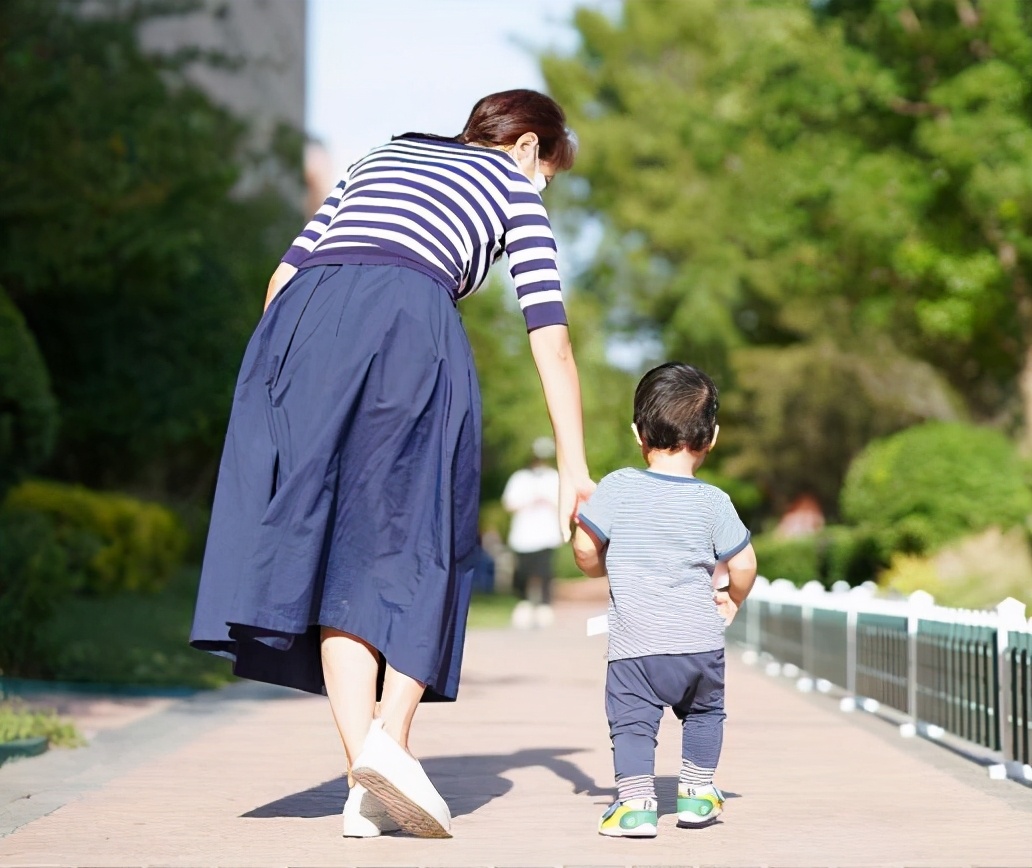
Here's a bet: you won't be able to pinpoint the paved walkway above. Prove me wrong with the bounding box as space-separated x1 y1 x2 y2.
1 601 1030 867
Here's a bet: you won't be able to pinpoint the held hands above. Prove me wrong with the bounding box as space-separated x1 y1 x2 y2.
559 471 596 543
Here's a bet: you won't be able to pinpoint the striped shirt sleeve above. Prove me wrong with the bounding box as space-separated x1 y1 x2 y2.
577 473 620 543
504 184 567 332
281 179 347 267
712 490 750 561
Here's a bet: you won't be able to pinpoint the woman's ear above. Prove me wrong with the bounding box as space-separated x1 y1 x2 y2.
511 131 539 160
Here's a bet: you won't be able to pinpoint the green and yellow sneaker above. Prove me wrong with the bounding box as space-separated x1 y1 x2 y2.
598 797 658 837
676 784 724 828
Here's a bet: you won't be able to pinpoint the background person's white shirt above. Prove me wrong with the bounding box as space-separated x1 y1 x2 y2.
502 465 563 553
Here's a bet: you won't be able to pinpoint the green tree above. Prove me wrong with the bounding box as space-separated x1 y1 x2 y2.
544 0 1032 512
0 0 302 496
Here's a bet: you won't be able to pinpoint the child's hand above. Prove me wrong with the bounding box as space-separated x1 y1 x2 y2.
713 589 738 626
712 560 730 591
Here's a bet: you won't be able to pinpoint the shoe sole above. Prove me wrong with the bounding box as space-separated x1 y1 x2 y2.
599 823 658 837
352 767 452 839
676 815 720 829
341 820 380 838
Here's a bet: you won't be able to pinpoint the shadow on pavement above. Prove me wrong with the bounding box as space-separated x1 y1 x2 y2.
242 747 611 819
654 776 741 816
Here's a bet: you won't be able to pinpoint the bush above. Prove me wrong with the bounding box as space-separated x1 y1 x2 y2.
841 422 1032 553
753 534 821 585
5 480 188 595
752 525 890 588
821 524 888 586
0 286 58 497
0 508 75 674
0 700 84 748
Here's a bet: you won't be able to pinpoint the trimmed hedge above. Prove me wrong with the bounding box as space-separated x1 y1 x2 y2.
753 525 889 588
842 422 1032 553
0 286 58 497
0 508 73 673
5 480 188 596
753 534 822 586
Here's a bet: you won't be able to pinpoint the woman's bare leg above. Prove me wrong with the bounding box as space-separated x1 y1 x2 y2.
379 663 425 752
321 627 379 777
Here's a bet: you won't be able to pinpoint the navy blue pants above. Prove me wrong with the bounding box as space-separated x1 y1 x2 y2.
605 650 725 779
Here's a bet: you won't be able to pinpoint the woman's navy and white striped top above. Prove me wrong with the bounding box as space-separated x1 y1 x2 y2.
280 136 566 331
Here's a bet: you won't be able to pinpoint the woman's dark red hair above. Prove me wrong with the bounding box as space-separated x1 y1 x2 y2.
457 89 577 171
396 89 577 171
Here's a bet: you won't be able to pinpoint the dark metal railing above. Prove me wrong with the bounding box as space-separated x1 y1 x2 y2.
916 622 998 751
1006 631 1032 767
731 577 1032 783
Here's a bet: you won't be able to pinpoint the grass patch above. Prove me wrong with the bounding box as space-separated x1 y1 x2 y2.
36 573 519 691
0 700 84 747
38 567 236 690
466 592 518 629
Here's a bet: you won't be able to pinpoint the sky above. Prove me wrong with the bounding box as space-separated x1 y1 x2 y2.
304 0 617 180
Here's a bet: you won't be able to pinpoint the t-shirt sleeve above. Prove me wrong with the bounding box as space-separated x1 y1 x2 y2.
504 179 567 333
712 491 750 560
577 475 619 544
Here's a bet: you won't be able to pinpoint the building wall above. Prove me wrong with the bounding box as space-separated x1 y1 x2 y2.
137 0 307 204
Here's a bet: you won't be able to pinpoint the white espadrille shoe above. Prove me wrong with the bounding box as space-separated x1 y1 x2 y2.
341 782 400 837
350 720 452 838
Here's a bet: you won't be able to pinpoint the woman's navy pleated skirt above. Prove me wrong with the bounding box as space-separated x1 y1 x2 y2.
190 262 482 701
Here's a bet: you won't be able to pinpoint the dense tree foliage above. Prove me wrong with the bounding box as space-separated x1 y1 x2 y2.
0 0 301 495
545 0 1032 514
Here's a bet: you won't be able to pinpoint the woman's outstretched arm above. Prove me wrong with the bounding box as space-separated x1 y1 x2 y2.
528 324 595 541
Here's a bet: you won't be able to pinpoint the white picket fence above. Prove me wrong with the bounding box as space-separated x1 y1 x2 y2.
727 576 1032 784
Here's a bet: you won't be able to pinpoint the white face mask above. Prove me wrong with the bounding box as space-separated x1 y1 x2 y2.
513 144 548 193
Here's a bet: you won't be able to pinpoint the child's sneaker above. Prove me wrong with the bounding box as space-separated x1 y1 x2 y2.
676 784 724 828
598 797 658 837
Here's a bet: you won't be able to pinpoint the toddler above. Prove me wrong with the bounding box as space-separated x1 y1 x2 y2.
573 362 757 837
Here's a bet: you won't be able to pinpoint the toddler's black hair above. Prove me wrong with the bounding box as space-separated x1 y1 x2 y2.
633 362 719 453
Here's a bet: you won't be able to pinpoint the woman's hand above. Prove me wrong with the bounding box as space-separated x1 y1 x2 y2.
559 470 596 543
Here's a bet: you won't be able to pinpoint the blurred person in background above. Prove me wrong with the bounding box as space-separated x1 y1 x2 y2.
503 436 563 629
190 89 594 839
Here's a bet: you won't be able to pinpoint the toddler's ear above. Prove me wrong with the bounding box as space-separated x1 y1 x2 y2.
630 423 643 447
709 423 720 451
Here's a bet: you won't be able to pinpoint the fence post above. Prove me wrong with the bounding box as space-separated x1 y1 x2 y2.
842 584 875 711
801 581 823 682
992 597 1028 780
903 590 935 737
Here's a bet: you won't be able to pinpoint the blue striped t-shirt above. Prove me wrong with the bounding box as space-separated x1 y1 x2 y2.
280 136 566 332
578 468 751 661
